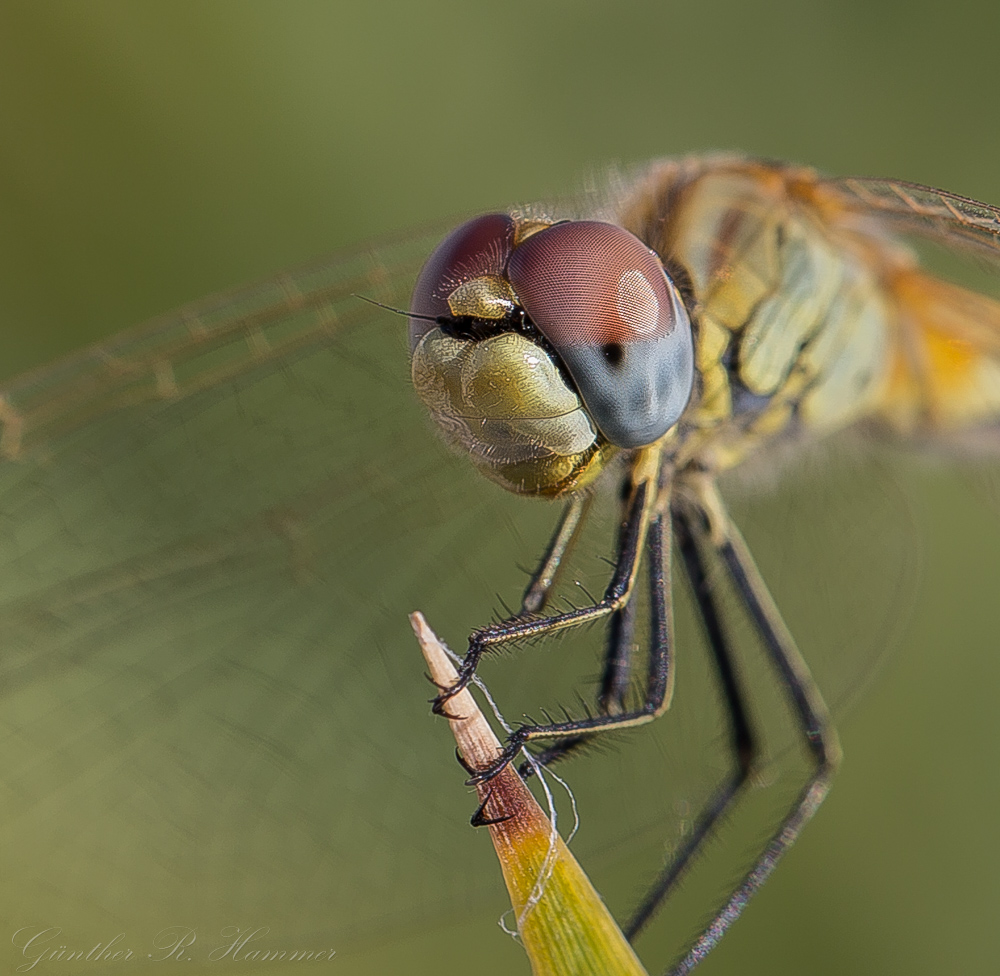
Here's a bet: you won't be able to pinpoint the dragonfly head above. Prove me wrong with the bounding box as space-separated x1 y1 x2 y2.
409 213 694 497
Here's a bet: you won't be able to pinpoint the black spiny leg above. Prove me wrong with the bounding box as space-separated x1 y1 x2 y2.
522 477 641 774
665 482 841 976
623 505 758 940
432 464 655 721
465 507 675 787
519 493 592 616
599 591 639 713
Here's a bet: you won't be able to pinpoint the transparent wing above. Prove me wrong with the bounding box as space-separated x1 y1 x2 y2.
818 175 1000 263
0 223 444 455
809 177 1000 442
0 222 563 970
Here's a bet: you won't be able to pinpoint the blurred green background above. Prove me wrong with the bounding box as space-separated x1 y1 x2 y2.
2 2 999 975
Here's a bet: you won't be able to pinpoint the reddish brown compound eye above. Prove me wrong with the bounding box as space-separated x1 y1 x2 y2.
507 221 694 448
408 213 515 349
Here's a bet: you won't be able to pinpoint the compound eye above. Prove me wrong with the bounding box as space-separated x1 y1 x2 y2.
409 213 515 349
506 221 695 448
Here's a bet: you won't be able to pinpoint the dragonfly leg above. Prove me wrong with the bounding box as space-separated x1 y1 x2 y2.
431 449 660 719
518 477 643 773
622 502 758 940
464 508 674 787
663 480 842 976
519 492 593 616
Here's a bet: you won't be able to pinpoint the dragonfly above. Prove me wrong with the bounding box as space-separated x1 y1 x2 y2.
2 154 999 975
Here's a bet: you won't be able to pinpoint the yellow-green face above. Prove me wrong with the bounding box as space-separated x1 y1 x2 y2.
411 327 613 496
407 213 615 497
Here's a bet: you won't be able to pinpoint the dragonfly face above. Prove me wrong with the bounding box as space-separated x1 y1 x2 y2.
409 212 696 490
2 154 999 974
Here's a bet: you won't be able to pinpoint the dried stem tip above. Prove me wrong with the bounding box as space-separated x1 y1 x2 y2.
410 611 648 976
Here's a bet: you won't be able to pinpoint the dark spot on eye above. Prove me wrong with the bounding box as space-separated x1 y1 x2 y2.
601 343 624 367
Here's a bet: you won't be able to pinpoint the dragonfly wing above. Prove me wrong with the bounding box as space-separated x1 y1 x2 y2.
807 176 1000 442
0 223 565 961
0 224 445 456
817 175 1000 264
